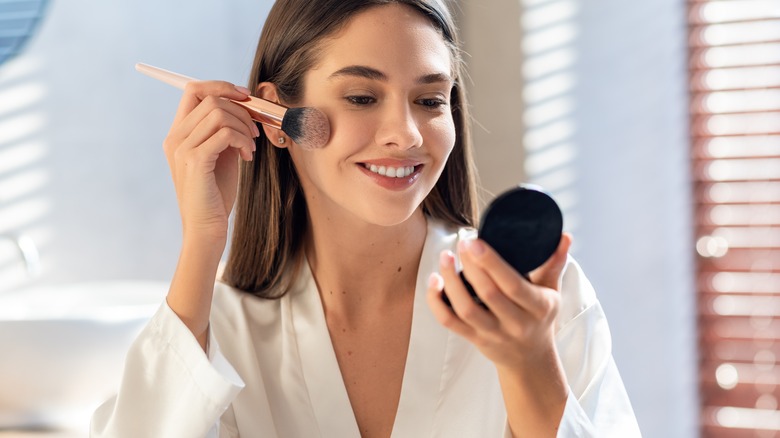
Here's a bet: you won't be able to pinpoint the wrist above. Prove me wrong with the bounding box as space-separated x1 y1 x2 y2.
182 229 228 257
496 344 569 438
168 237 226 351
496 342 567 390
181 216 230 246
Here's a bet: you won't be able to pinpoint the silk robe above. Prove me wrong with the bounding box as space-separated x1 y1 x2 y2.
91 218 641 437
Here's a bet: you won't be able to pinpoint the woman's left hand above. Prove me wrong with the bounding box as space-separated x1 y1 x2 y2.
427 234 573 437
426 233 572 370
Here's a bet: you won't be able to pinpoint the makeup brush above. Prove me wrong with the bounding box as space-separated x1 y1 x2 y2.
135 62 330 150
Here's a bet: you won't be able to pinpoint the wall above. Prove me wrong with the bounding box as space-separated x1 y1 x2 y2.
0 0 272 291
0 0 699 436
461 0 699 437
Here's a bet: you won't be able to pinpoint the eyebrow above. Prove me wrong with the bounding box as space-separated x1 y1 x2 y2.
328 65 452 85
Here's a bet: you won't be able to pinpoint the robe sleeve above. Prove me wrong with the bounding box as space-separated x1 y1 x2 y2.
551 258 642 437
90 301 245 438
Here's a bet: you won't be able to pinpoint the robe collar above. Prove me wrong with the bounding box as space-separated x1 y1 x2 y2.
288 217 460 437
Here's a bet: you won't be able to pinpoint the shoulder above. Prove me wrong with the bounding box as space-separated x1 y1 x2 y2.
211 280 285 332
427 216 476 248
557 256 601 332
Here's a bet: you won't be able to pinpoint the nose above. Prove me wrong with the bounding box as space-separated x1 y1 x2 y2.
375 101 423 150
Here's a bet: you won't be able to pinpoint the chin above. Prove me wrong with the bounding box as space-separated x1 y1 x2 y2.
357 203 424 228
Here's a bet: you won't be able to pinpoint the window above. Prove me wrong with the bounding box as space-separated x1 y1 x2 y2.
690 0 780 435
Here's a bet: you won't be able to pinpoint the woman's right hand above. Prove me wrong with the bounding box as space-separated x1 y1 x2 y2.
163 80 259 245
163 81 259 350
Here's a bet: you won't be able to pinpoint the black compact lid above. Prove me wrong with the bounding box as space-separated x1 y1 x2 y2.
478 186 563 275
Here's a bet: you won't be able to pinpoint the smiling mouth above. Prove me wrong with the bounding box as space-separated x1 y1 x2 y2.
360 163 422 178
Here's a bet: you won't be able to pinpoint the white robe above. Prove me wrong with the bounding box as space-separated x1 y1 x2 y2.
91 218 641 437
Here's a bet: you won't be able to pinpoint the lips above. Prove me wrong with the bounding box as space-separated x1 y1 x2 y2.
356 160 424 190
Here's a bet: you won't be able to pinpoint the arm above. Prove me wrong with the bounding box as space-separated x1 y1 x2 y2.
162 80 259 350
427 235 572 437
91 81 257 436
90 300 244 437
553 260 641 436
427 236 640 437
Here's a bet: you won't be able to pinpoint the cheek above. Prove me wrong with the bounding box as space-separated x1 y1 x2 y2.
319 105 456 156
327 111 376 149
424 115 457 158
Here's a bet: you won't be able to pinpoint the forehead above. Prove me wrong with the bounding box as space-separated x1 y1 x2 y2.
312 3 453 77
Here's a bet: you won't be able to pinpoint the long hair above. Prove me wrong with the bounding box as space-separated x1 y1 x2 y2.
222 0 478 297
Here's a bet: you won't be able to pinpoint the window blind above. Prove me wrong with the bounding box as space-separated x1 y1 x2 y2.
0 0 51 65
690 0 780 436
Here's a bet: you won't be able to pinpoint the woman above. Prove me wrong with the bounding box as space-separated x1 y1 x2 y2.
91 0 640 436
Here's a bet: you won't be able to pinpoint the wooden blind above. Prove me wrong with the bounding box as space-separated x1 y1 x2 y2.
690 0 780 436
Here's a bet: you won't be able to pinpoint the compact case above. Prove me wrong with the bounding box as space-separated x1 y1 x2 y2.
443 185 564 309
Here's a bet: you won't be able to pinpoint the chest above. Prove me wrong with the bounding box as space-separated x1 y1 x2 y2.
214 246 509 437
327 308 413 438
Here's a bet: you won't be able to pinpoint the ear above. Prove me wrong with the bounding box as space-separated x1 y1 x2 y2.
255 82 288 149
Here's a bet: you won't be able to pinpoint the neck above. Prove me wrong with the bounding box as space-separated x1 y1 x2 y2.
305 208 428 322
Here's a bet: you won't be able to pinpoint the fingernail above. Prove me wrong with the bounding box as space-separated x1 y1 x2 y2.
439 250 454 267
428 272 443 290
468 239 485 256
235 85 251 95
252 123 260 138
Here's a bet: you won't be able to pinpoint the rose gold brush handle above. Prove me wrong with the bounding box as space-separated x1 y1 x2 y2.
134 62 286 129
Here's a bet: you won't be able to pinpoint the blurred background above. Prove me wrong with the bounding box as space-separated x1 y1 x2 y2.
0 0 778 436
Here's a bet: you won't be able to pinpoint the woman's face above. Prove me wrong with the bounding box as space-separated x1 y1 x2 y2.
289 3 456 228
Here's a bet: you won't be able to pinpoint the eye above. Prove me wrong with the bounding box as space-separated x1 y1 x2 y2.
345 95 376 106
416 97 448 110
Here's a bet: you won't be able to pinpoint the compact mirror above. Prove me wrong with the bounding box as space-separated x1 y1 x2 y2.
442 185 564 309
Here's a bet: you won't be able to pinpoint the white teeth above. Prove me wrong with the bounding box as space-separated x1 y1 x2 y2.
365 164 415 178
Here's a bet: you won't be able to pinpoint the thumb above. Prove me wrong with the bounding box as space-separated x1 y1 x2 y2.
528 232 572 291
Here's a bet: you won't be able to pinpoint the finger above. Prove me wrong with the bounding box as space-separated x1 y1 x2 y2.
164 83 257 174
426 272 476 340
174 80 251 127
179 126 256 166
529 232 572 291
438 250 498 331
463 239 550 318
164 101 257 185
457 240 529 324
181 104 258 156
177 96 259 148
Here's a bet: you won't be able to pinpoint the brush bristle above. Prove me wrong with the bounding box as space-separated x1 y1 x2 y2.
281 107 330 150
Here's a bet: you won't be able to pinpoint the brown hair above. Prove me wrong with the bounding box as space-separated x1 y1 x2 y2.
222 0 478 297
